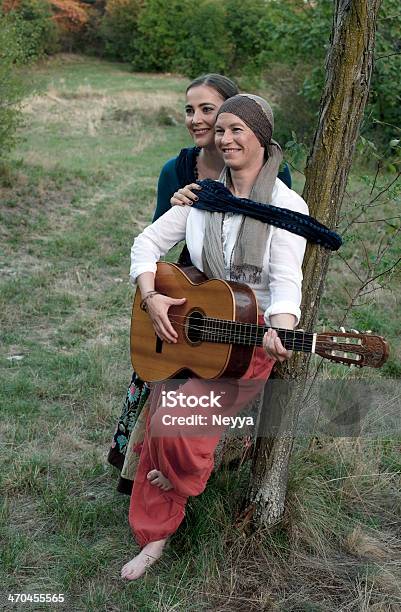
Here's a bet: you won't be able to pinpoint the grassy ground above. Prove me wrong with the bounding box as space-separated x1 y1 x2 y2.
1 55 400 611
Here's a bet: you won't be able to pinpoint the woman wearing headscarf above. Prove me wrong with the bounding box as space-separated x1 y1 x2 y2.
121 93 310 580
108 76 292 493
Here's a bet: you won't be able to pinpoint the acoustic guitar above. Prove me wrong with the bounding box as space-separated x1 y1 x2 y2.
130 262 389 382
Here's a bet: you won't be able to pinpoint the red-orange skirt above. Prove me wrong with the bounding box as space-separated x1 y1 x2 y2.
129 321 275 547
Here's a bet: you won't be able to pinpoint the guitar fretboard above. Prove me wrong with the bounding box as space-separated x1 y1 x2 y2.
198 317 315 353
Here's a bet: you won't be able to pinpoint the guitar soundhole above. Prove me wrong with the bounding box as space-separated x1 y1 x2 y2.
186 310 205 345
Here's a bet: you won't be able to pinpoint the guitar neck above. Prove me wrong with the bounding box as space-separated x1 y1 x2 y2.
201 317 316 354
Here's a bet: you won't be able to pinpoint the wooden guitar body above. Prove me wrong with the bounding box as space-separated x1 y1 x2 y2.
131 263 389 381
130 262 258 382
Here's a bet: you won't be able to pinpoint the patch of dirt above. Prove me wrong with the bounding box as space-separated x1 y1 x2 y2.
40 53 90 66
0 173 106 256
49 429 94 457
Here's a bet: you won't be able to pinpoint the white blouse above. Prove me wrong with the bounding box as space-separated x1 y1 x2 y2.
130 179 308 326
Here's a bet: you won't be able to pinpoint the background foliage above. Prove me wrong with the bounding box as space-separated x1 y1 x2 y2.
0 0 58 61
100 0 141 62
1 0 400 152
100 0 400 148
0 14 27 161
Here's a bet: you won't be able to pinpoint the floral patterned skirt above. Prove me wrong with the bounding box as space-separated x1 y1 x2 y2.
107 372 150 493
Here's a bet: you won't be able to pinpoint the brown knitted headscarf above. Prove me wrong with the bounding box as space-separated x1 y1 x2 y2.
216 93 274 149
202 93 284 284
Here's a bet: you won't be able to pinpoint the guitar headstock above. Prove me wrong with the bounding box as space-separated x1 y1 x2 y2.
315 330 389 368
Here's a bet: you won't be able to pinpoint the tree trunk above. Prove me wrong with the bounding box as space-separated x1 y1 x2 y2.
248 0 382 527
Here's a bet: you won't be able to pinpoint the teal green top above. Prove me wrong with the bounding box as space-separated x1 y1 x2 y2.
153 158 179 221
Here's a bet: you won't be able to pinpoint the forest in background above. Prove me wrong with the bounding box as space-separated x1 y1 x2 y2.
1 0 400 156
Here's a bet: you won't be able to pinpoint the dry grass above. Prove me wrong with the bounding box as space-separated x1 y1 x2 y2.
21 84 182 140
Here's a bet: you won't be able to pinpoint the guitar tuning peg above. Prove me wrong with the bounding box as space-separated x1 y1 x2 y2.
351 329 360 334
339 326 346 333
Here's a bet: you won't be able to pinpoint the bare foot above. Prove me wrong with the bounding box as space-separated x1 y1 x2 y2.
121 539 166 580
147 469 173 491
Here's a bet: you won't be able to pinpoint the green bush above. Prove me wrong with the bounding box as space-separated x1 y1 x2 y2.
224 0 266 74
0 15 27 161
174 0 232 77
79 3 107 56
100 0 142 62
132 0 187 71
132 0 233 76
256 0 400 150
0 0 58 63
253 0 332 144
369 0 401 148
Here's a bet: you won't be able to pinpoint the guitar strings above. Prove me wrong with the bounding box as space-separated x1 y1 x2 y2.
165 312 366 346
147 315 314 350
144 313 360 351
151 315 360 353
165 314 337 348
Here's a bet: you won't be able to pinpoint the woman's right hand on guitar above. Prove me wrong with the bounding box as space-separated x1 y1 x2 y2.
170 183 201 207
145 293 186 343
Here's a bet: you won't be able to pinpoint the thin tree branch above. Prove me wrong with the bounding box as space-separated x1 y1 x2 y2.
359 257 401 291
376 52 401 60
369 171 401 204
337 252 365 283
360 238 373 275
375 226 401 267
351 216 401 223
370 160 382 195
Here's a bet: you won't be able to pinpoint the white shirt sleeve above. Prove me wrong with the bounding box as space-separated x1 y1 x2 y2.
263 188 309 327
130 205 190 282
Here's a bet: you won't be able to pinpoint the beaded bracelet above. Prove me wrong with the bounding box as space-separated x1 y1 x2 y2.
140 291 160 312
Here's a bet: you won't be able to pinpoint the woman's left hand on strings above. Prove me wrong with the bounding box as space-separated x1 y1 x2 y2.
263 328 292 362
263 314 296 362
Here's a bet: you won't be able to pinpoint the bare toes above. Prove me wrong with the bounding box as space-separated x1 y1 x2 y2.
146 469 173 491
147 469 159 481
121 552 160 581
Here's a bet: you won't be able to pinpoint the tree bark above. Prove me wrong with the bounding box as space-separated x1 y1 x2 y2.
248 0 382 527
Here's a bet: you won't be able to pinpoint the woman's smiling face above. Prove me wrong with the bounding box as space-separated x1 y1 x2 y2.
185 85 225 147
214 112 265 171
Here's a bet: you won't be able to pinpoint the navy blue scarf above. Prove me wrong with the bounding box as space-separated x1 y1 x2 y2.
175 146 201 186
192 179 342 251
